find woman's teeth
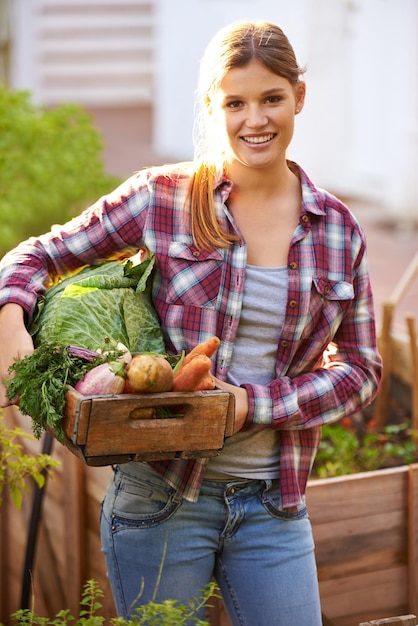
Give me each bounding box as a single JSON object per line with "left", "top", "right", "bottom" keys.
{"left": 243, "top": 134, "right": 274, "bottom": 144}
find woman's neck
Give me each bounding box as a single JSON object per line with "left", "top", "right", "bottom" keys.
{"left": 226, "top": 160, "right": 299, "bottom": 206}
{"left": 226, "top": 158, "right": 297, "bottom": 198}
{"left": 225, "top": 161, "right": 302, "bottom": 267}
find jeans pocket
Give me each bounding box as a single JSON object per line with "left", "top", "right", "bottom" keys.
{"left": 261, "top": 482, "right": 308, "bottom": 521}
{"left": 111, "top": 464, "right": 182, "bottom": 530}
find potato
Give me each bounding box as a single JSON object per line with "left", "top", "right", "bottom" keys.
{"left": 126, "top": 354, "right": 173, "bottom": 393}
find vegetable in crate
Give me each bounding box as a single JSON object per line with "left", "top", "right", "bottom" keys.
{"left": 126, "top": 354, "right": 174, "bottom": 393}
{"left": 75, "top": 360, "right": 127, "bottom": 395}
{"left": 172, "top": 336, "right": 220, "bottom": 391}
{"left": 4, "top": 343, "right": 112, "bottom": 442}
{"left": 29, "top": 254, "right": 165, "bottom": 355}
{"left": 172, "top": 354, "right": 215, "bottom": 391}
{"left": 178, "top": 336, "right": 220, "bottom": 367}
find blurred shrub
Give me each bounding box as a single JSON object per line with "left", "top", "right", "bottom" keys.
{"left": 0, "top": 86, "right": 121, "bottom": 257}
{"left": 0, "top": 412, "right": 59, "bottom": 509}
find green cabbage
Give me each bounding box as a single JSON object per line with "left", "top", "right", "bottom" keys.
{"left": 30, "top": 255, "right": 165, "bottom": 355}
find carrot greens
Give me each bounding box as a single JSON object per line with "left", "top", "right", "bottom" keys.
{"left": 4, "top": 343, "right": 105, "bottom": 442}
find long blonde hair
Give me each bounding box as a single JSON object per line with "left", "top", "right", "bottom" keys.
{"left": 189, "top": 20, "right": 306, "bottom": 250}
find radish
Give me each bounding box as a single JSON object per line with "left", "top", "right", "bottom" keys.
{"left": 75, "top": 361, "right": 126, "bottom": 396}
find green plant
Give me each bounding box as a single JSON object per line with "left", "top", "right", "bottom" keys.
{"left": 6, "top": 579, "right": 221, "bottom": 626}
{"left": 312, "top": 416, "right": 418, "bottom": 479}
{"left": 4, "top": 343, "right": 120, "bottom": 442}
{"left": 0, "top": 86, "right": 121, "bottom": 257}
{"left": 0, "top": 410, "right": 59, "bottom": 508}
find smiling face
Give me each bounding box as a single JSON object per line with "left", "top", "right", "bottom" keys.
{"left": 209, "top": 59, "right": 305, "bottom": 171}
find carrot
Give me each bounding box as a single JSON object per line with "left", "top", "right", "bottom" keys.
{"left": 178, "top": 336, "right": 220, "bottom": 371}
{"left": 172, "top": 354, "right": 215, "bottom": 392}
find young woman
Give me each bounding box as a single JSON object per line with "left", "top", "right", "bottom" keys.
{"left": 0, "top": 20, "right": 381, "bottom": 626}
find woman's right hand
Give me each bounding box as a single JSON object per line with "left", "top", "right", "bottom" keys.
{"left": 0, "top": 303, "right": 34, "bottom": 407}
{"left": 212, "top": 377, "right": 249, "bottom": 434}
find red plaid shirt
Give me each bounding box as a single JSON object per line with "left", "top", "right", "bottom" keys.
{"left": 0, "top": 161, "right": 382, "bottom": 505}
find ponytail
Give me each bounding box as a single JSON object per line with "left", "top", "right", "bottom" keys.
{"left": 187, "top": 163, "right": 239, "bottom": 250}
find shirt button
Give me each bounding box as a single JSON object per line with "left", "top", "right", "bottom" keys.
{"left": 289, "top": 300, "right": 297, "bottom": 308}
{"left": 301, "top": 215, "right": 309, "bottom": 223}
{"left": 324, "top": 285, "right": 331, "bottom": 294}
{"left": 281, "top": 340, "right": 289, "bottom": 348}
{"left": 289, "top": 261, "right": 298, "bottom": 270}
{"left": 193, "top": 251, "right": 200, "bottom": 257}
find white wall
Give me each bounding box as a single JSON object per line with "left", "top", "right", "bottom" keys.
{"left": 9, "top": 0, "right": 39, "bottom": 95}
{"left": 9, "top": 0, "right": 154, "bottom": 106}
{"left": 346, "top": 0, "right": 418, "bottom": 218}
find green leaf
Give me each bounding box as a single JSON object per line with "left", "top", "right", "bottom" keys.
{"left": 30, "top": 258, "right": 165, "bottom": 356}
{"left": 10, "top": 485, "right": 23, "bottom": 510}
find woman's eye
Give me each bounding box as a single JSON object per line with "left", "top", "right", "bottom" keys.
{"left": 266, "top": 95, "right": 282, "bottom": 103}
{"left": 226, "top": 100, "right": 243, "bottom": 109}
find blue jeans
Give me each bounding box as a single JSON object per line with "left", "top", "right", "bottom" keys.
{"left": 100, "top": 462, "right": 322, "bottom": 626}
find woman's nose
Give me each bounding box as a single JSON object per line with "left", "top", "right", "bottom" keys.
{"left": 246, "top": 105, "right": 268, "bottom": 127}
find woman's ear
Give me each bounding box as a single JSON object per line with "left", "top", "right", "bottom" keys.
{"left": 295, "top": 81, "right": 306, "bottom": 114}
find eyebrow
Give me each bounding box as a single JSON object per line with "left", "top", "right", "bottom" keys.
{"left": 223, "top": 86, "right": 287, "bottom": 100}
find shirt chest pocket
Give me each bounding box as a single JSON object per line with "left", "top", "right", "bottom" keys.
{"left": 313, "top": 275, "right": 354, "bottom": 301}
{"left": 299, "top": 275, "right": 354, "bottom": 342}
{"left": 164, "top": 242, "right": 224, "bottom": 308}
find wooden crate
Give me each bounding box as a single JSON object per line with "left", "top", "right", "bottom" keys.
{"left": 61, "top": 386, "right": 235, "bottom": 466}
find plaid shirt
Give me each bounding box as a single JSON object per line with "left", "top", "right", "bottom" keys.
{"left": 0, "top": 161, "right": 382, "bottom": 506}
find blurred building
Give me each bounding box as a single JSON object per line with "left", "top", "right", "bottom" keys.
{"left": 4, "top": 0, "right": 153, "bottom": 104}
{"left": 3, "top": 0, "right": 418, "bottom": 224}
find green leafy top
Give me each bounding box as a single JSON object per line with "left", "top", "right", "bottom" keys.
{"left": 4, "top": 343, "right": 106, "bottom": 442}
{"left": 30, "top": 255, "right": 165, "bottom": 355}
